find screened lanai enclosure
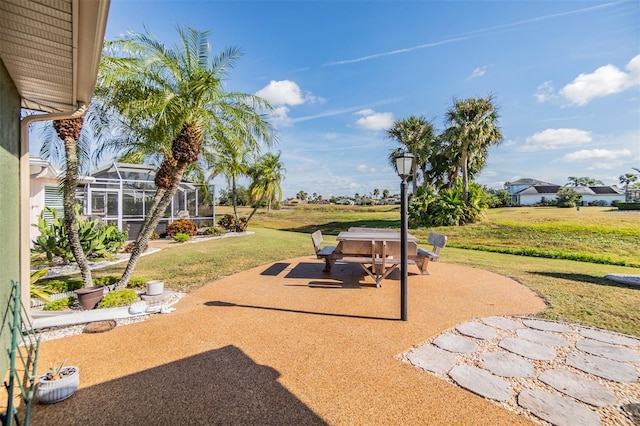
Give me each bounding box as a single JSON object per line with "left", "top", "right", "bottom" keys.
{"left": 78, "top": 163, "right": 215, "bottom": 238}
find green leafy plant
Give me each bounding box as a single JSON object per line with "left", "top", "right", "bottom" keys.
{"left": 42, "top": 279, "right": 83, "bottom": 293}
{"left": 30, "top": 268, "right": 52, "bottom": 302}
{"left": 173, "top": 232, "right": 191, "bottom": 243}
{"left": 204, "top": 225, "right": 225, "bottom": 236}
{"left": 167, "top": 218, "right": 198, "bottom": 237}
{"left": 42, "top": 297, "right": 74, "bottom": 311}
{"left": 556, "top": 187, "right": 581, "bottom": 208}
{"left": 33, "top": 206, "right": 128, "bottom": 264}
{"left": 97, "top": 289, "right": 138, "bottom": 308}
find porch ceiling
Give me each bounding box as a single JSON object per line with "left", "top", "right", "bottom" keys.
{"left": 0, "top": 0, "right": 110, "bottom": 114}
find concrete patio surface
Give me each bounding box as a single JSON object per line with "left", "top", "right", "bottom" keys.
{"left": 26, "top": 257, "right": 555, "bottom": 424}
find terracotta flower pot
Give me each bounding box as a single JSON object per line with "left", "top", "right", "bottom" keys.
{"left": 36, "top": 366, "right": 80, "bottom": 404}
{"left": 75, "top": 286, "right": 104, "bottom": 310}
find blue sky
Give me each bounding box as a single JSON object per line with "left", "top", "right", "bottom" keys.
{"left": 95, "top": 1, "right": 639, "bottom": 198}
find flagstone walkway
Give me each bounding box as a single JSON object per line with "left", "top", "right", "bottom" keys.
{"left": 404, "top": 316, "right": 640, "bottom": 426}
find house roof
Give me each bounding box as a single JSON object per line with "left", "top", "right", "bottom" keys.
{"left": 517, "top": 185, "right": 562, "bottom": 195}
{"left": 0, "top": 0, "right": 110, "bottom": 113}
{"left": 517, "top": 185, "right": 624, "bottom": 196}
{"left": 508, "top": 178, "right": 557, "bottom": 186}
{"left": 590, "top": 186, "right": 623, "bottom": 195}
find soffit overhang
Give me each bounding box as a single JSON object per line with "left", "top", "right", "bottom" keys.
{"left": 0, "top": 0, "right": 110, "bottom": 114}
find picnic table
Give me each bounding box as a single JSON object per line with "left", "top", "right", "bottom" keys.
{"left": 330, "top": 228, "right": 420, "bottom": 287}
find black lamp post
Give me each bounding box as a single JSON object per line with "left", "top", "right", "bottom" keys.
{"left": 395, "top": 152, "right": 414, "bottom": 321}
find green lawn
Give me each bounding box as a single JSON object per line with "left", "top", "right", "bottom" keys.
{"left": 95, "top": 205, "right": 640, "bottom": 337}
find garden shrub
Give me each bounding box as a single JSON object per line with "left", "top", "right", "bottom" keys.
{"left": 33, "top": 206, "right": 128, "bottom": 264}
{"left": 204, "top": 225, "right": 225, "bottom": 236}
{"left": 42, "top": 279, "right": 83, "bottom": 293}
{"left": 217, "top": 214, "right": 235, "bottom": 231}
{"left": 97, "top": 289, "right": 138, "bottom": 308}
{"left": 588, "top": 200, "right": 608, "bottom": 207}
{"left": 173, "top": 232, "right": 191, "bottom": 242}
{"left": 616, "top": 202, "right": 640, "bottom": 210}
{"left": 128, "top": 277, "right": 148, "bottom": 288}
{"left": 167, "top": 218, "right": 198, "bottom": 237}
{"left": 556, "top": 187, "right": 581, "bottom": 208}
{"left": 217, "top": 214, "right": 247, "bottom": 231}
{"left": 42, "top": 297, "right": 74, "bottom": 311}
{"left": 93, "top": 276, "right": 119, "bottom": 287}
{"left": 151, "top": 232, "right": 160, "bottom": 240}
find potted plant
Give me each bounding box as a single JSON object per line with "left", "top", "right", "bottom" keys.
{"left": 36, "top": 360, "right": 80, "bottom": 404}
{"left": 75, "top": 285, "right": 105, "bottom": 310}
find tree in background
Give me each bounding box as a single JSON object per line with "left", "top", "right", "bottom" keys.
{"left": 96, "top": 26, "right": 274, "bottom": 288}
{"left": 296, "top": 191, "right": 308, "bottom": 201}
{"left": 442, "top": 96, "right": 503, "bottom": 203}
{"left": 566, "top": 176, "right": 604, "bottom": 187}
{"left": 619, "top": 172, "right": 638, "bottom": 193}
{"left": 386, "top": 116, "right": 438, "bottom": 193}
{"left": 246, "top": 152, "right": 285, "bottom": 225}
{"left": 556, "top": 187, "right": 581, "bottom": 208}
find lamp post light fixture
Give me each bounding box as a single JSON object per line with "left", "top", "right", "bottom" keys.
{"left": 394, "top": 152, "right": 414, "bottom": 321}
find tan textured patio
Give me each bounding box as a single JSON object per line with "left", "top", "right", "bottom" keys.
{"left": 28, "top": 257, "right": 546, "bottom": 425}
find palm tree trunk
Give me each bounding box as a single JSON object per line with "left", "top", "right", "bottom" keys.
{"left": 62, "top": 138, "right": 93, "bottom": 287}
{"left": 461, "top": 148, "right": 469, "bottom": 204}
{"left": 245, "top": 193, "right": 266, "bottom": 227}
{"left": 232, "top": 176, "right": 240, "bottom": 227}
{"left": 116, "top": 164, "right": 187, "bottom": 289}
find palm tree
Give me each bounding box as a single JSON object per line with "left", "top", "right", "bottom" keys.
{"left": 45, "top": 118, "right": 94, "bottom": 288}
{"left": 95, "top": 26, "right": 275, "bottom": 288}
{"left": 566, "top": 176, "right": 603, "bottom": 187}
{"left": 442, "top": 96, "right": 503, "bottom": 203}
{"left": 206, "top": 132, "right": 254, "bottom": 225}
{"left": 619, "top": 173, "right": 638, "bottom": 193}
{"left": 246, "top": 152, "right": 285, "bottom": 225}
{"left": 386, "top": 116, "right": 437, "bottom": 193}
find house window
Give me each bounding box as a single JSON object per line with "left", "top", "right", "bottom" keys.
{"left": 43, "top": 186, "right": 63, "bottom": 223}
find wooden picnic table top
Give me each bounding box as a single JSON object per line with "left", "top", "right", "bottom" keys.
{"left": 336, "top": 230, "right": 419, "bottom": 243}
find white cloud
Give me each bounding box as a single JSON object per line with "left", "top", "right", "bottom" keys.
{"left": 256, "top": 80, "right": 305, "bottom": 106}
{"left": 355, "top": 164, "right": 376, "bottom": 173}
{"left": 561, "top": 149, "right": 631, "bottom": 162}
{"left": 468, "top": 66, "right": 487, "bottom": 79}
{"left": 534, "top": 81, "right": 558, "bottom": 102}
{"left": 559, "top": 54, "right": 640, "bottom": 105}
{"left": 355, "top": 110, "right": 394, "bottom": 131}
{"left": 270, "top": 106, "right": 293, "bottom": 127}
{"left": 522, "top": 128, "right": 592, "bottom": 151}
{"left": 256, "top": 80, "right": 326, "bottom": 126}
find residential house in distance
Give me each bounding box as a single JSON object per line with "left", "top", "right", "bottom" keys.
{"left": 507, "top": 178, "right": 625, "bottom": 206}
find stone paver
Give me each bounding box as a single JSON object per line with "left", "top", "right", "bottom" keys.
{"left": 449, "top": 365, "right": 512, "bottom": 402}
{"left": 455, "top": 321, "right": 496, "bottom": 340}
{"left": 579, "top": 328, "right": 640, "bottom": 348}
{"left": 566, "top": 351, "right": 639, "bottom": 383}
{"left": 522, "top": 318, "right": 570, "bottom": 333}
{"left": 481, "top": 316, "right": 523, "bottom": 330}
{"left": 432, "top": 333, "right": 478, "bottom": 354}
{"left": 406, "top": 344, "right": 456, "bottom": 374}
{"left": 518, "top": 390, "right": 601, "bottom": 426}
{"left": 576, "top": 338, "right": 640, "bottom": 362}
{"left": 481, "top": 352, "right": 534, "bottom": 378}
{"left": 405, "top": 316, "right": 640, "bottom": 426}
{"left": 517, "top": 328, "right": 568, "bottom": 347}
{"left": 538, "top": 369, "right": 617, "bottom": 407}
{"left": 621, "top": 403, "right": 640, "bottom": 425}
{"left": 499, "top": 337, "right": 557, "bottom": 361}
